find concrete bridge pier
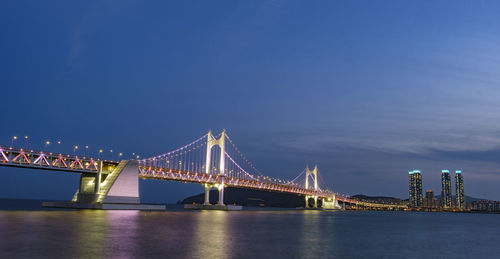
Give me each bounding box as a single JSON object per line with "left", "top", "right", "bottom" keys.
{"left": 218, "top": 176, "right": 225, "bottom": 205}
{"left": 185, "top": 182, "right": 241, "bottom": 210}
{"left": 322, "top": 195, "right": 340, "bottom": 210}
{"left": 203, "top": 184, "right": 213, "bottom": 205}
{"left": 75, "top": 161, "right": 103, "bottom": 203}
{"left": 305, "top": 195, "right": 319, "bottom": 209}
{"left": 76, "top": 173, "right": 100, "bottom": 203}
{"left": 202, "top": 183, "right": 225, "bottom": 206}
{"left": 43, "top": 160, "right": 165, "bottom": 210}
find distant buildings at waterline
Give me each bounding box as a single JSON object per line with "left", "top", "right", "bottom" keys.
{"left": 408, "top": 169, "right": 465, "bottom": 211}
{"left": 470, "top": 200, "right": 500, "bottom": 212}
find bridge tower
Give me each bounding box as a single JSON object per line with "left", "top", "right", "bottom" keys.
{"left": 203, "top": 130, "right": 226, "bottom": 205}
{"left": 305, "top": 165, "right": 318, "bottom": 208}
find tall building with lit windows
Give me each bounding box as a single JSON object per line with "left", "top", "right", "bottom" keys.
{"left": 409, "top": 170, "right": 423, "bottom": 208}
{"left": 455, "top": 170, "right": 465, "bottom": 209}
{"left": 441, "top": 170, "right": 452, "bottom": 208}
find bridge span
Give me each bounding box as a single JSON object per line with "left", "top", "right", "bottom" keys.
{"left": 0, "top": 130, "right": 384, "bottom": 210}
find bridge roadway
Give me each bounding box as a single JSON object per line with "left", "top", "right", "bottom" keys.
{"left": 139, "top": 166, "right": 335, "bottom": 199}
{"left": 138, "top": 166, "right": 396, "bottom": 208}
{"left": 0, "top": 146, "right": 118, "bottom": 174}
{"left": 0, "top": 146, "right": 336, "bottom": 199}
{"left": 0, "top": 145, "right": 405, "bottom": 209}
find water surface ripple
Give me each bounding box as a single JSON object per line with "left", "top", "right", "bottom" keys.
{"left": 0, "top": 210, "right": 497, "bottom": 258}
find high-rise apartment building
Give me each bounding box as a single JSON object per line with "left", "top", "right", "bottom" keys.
{"left": 441, "top": 170, "right": 452, "bottom": 208}
{"left": 409, "top": 170, "right": 423, "bottom": 208}
{"left": 455, "top": 170, "right": 465, "bottom": 209}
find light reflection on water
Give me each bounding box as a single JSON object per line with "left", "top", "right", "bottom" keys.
{"left": 299, "top": 211, "right": 325, "bottom": 258}
{"left": 0, "top": 210, "right": 500, "bottom": 258}
{"left": 191, "top": 211, "right": 230, "bottom": 259}
{"left": 74, "top": 210, "right": 108, "bottom": 257}
{"left": 107, "top": 210, "right": 139, "bottom": 259}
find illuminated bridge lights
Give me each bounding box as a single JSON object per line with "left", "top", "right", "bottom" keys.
{"left": 0, "top": 131, "right": 405, "bottom": 209}
{"left": 0, "top": 146, "right": 118, "bottom": 173}
{"left": 138, "top": 166, "right": 334, "bottom": 199}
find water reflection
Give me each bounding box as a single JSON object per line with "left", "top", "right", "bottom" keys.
{"left": 0, "top": 211, "right": 107, "bottom": 257}
{"left": 299, "top": 211, "right": 322, "bottom": 258}
{"left": 73, "top": 210, "right": 108, "bottom": 258}
{"left": 191, "top": 211, "right": 231, "bottom": 259}
{"left": 2, "top": 210, "right": 499, "bottom": 258}
{"left": 299, "top": 210, "right": 341, "bottom": 258}
{"left": 106, "top": 210, "right": 140, "bottom": 258}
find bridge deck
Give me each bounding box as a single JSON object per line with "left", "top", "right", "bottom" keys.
{"left": 0, "top": 145, "right": 406, "bottom": 209}
{"left": 0, "top": 146, "right": 118, "bottom": 174}
{"left": 139, "top": 167, "right": 336, "bottom": 199}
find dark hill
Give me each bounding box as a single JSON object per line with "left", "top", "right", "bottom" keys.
{"left": 181, "top": 187, "right": 312, "bottom": 208}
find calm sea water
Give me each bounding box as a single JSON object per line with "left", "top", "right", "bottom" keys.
{"left": 0, "top": 207, "right": 498, "bottom": 258}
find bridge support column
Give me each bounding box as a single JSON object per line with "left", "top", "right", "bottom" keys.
{"left": 204, "top": 184, "right": 211, "bottom": 205}
{"left": 322, "top": 195, "right": 339, "bottom": 210}
{"left": 305, "top": 165, "right": 319, "bottom": 208}
{"left": 93, "top": 161, "right": 103, "bottom": 194}
{"left": 218, "top": 177, "right": 225, "bottom": 205}
{"left": 45, "top": 160, "right": 165, "bottom": 210}
{"left": 205, "top": 130, "right": 226, "bottom": 206}
{"left": 77, "top": 172, "right": 101, "bottom": 203}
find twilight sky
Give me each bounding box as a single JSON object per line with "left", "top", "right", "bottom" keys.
{"left": 1, "top": 1, "right": 500, "bottom": 203}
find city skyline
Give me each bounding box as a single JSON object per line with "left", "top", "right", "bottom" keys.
{"left": 408, "top": 168, "right": 468, "bottom": 210}
{"left": 1, "top": 1, "right": 500, "bottom": 203}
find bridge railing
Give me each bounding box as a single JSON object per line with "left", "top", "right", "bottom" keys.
{"left": 0, "top": 146, "right": 118, "bottom": 173}
{"left": 139, "top": 166, "right": 335, "bottom": 198}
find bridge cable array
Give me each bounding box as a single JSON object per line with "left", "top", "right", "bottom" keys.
{"left": 138, "top": 131, "right": 334, "bottom": 194}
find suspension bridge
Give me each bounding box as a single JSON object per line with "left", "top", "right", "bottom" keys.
{"left": 0, "top": 130, "right": 403, "bottom": 210}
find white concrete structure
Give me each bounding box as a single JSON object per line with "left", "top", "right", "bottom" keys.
{"left": 47, "top": 160, "right": 164, "bottom": 210}
{"left": 103, "top": 160, "right": 140, "bottom": 204}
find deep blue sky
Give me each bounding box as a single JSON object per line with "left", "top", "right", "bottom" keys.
{"left": 1, "top": 1, "right": 500, "bottom": 203}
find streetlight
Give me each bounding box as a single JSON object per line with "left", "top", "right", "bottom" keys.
{"left": 55, "top": 140, "right": 61, "bottom": 154}
{"left": 74, "top": 145, "right": 79, "bottom": 155}
{"left": 45, "top": 140, "right": 51, "bottom": 149}
{"left": 24, "top": 136, "right": 29, "bottom": 149}
{"left": 85, "top": 145, "right": 89, "bottom": 157}
{"left": 11, "top": 136, "right": 18, "bottom": 147}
